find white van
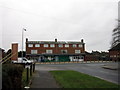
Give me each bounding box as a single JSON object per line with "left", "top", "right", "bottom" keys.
{"left": 12, "top": 58, "right": 33, "bottom": 64}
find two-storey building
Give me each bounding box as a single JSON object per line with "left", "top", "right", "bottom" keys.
{"left": 109, "top": 43, "right": 120, "bottom": 61}
{"left": 26, "top": 38, "right": 85, "bottom": 62}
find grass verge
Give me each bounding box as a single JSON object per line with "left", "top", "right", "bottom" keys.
{"left": 50, "top": 70, "right": 119, "bottom": 88}
{"left": 22, "top": 68, "right": 31, "bottom": 87}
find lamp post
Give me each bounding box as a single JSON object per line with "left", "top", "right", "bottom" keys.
{"left": 22, "top": 28, "right": 26, "bottom": 59}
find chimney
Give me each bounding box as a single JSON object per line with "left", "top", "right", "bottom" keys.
{"left": 55, "top": 38, "right": 57, "bottom": 42}
{"left": 81, "top": 39, "right": 84, "bottom": 43}
{"left": 26, "top": 38, "right": 28, "bottom": 42}
{"left": 11, "top": 43, "right": 18, "bottom": 61}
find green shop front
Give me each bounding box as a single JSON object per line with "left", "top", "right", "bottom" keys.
{"left": 26, "top": 54, "right": 85, "bottom": 62}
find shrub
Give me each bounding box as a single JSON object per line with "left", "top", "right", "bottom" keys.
{"left": 2, "top": 64, "right": 24, "bottom": 89}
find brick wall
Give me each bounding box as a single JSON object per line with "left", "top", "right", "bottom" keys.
{"left": 109, "top": 50, "right": 120, "bottom": 61}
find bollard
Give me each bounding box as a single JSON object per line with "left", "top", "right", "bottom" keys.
{"left": 33, "top": 63, "right": 35, "bottom": 72}
{"left": 30, "top": 64, "right": 32, "bottom": 76}
{"left": 26, "top": 67, "right": 29, "bottom": 84}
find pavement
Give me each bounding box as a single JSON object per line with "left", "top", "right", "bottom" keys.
{"left": 102, "top": 62, "right": 119, "bottom": 70}
{"left": 30, "top": 70, "right": 59, "bottom": 88}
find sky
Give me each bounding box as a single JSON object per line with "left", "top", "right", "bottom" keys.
{"left": 0, "top": 0, "right": 119, "bottom": 52}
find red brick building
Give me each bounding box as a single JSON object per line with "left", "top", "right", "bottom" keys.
{"left": 26, "top": 38, "right": 85, "bottom": 62}
{"left": 109, "top": 43, "right": 120, "bottom": 61}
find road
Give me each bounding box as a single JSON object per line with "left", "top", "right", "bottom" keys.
{"left": 35, "top": 62, "right": 119, "bottom": 84}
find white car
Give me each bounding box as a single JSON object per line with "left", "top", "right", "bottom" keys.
{"left": 12, "top": 58, "right": 33, "bottom": 64}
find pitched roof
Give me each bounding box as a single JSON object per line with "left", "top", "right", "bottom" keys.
{"left": 26, "top": 41, "right": 84, "bottom": 44}
{"left": 109, "top": 43, "right": 120, "bottom": 51}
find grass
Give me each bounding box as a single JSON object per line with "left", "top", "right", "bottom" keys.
{"left": 50, "top": 70, "right": 119, "bottom": 88}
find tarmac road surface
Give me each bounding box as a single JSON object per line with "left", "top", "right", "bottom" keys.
{"left": 35, "top": 62, "right": 119, "bottom": 84}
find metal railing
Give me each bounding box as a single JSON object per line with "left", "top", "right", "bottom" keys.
{"left": 0, "top": 52, "right": 17, "bottom": 64}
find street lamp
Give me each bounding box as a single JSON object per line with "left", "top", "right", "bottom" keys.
{"left": 22, "top": 28, "right": 26, "bottom": 59}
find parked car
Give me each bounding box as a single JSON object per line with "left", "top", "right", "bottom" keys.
{"left": 12, "top": 58, "right": 33, "bottom": 64}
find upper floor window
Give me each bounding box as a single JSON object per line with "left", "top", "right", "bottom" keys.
{"left": 72, "top": 44, "right": 77, "bottom": 47}
{"left": 46, "top": 50, "right": 53, "bottom": 54}
{"left": 35, "top": 44, "right": 40, "bottom": 47}
{"left": 65, "top": 44, "right": 69, "bottom": 47}
{"left": 75, "top": 50, "right": 81, "bottom": 53}
{"left": 44, "top": 44, "right": 48, "bottom": 47}
{"left": 58, "top": 44, "right": 63, "bottom": 47}
{"left": 50, "top": 44, "right": 55, "bottom": 47}
{"left": 31, "top": 50, "right": 37, "bottom": 54}
{"left": 61, "top": 50, "right": 67, "bottom": 54}
{"left": 78, "top": 44, "right": 83, "bottom": 47}
{"left": 28, "top": 44, "right": 33, "bottom": 47}
{"left": 114, "top": 55, "right": 116, "bottom": 57}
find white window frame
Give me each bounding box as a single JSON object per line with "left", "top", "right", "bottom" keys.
{"left": 28, "top": 44, "right": 33, "bottom": 47}
{"left": 65, "top": 44, "right": 69, "bottom": 47}
{"left": 35, "top": 44, "right": 40, "bottom": 47}
{"left": 110, "top": 55, "right": 113, "bottom": 57}
{"left": 46, "top": 50, "right": 53, "bottom": 54}
{"left": 44, "top": 44, "right": 49, "bottom": 47}
{"left": 78, "top": 44, "right": 83, "bottom": 47}
{"left": 50, "top": 44, "right": 55, "bottom": 47}
{"left": 31, "top": 50, "right": 38, "bottom": 54}
{"left": 72, "top": 44, "right": 77, "bottom": 47}
{"left": 75, "top": 50, "right": 81, "bottom": 53}
{"left": 58, "top": 44, "right": 63, "bottom": 47}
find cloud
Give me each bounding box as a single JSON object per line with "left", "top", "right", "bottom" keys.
{"left": 1, "top": 0, "right": 118, "bottom": 52}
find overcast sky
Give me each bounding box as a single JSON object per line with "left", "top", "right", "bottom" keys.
{"left": 0, "top": 0, "right": 119, "bottom": 52}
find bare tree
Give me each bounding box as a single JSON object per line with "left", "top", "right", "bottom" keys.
{"left": 111, "top": 19, "right": 120, "bottom": 48}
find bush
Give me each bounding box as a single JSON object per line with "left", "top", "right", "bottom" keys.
{"left": 2, "top": 64, "right": 24, "bottom": 89}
